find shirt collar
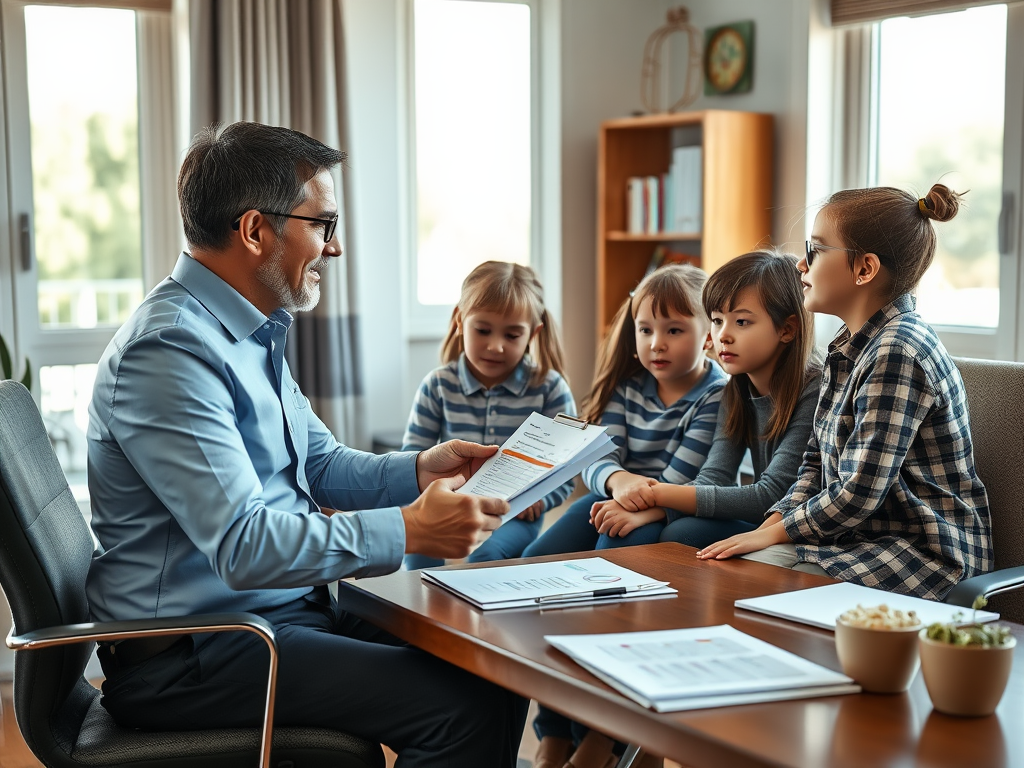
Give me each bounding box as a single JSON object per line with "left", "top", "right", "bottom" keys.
{"left": 828, "top": 293, "right": 917, "bottom": 362}
{"left": 457, "top": 354, "right": 532, "bottom": 396}
{"left": 170, "top": 252, "right": 291, "bottom": 342}
{"left": 640, "top": 360, "right": 725, "bottom": 406}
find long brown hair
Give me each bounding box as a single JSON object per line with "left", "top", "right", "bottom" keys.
{"left": 440, "top": 261, "right": 567, "bottom": 386}
{"left": 703, "top": 251, "right": 817, "bottom": 445}
{"left": 581, "top": 264, "right": 707, "bottom": 424}
{"left": 823, "top": 182, "right": 963, "bottom": 298}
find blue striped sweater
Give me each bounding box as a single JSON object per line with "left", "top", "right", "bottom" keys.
{"left": 582, "top": 362, "right": 726, "bottom": 496}
{"left": 402, "top": 355, "right": 578, "bottom": 513}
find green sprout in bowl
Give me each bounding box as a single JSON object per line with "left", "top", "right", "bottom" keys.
{"left": 924, "top": 596, "right": 1013, "bottom": 647}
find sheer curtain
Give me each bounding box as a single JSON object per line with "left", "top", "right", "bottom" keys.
{"left": 187, "top": 0, "right": 363, "bottom": 445}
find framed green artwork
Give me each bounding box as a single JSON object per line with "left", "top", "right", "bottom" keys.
{"left": 704, "top": 21, "right": 754, "bottom": 95}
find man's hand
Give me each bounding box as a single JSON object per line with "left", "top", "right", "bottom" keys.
{"left": 516, "top": 500, "right": 544, "bottom": 522}
{"left": 591, "top": 499, "right": 665, "bottom": 537}
{"left": 415, "top": 440, "right": 499, "bottom": 492}
{"left": 401, "top": 475, "right": 509, "bottom": 559}
{"left": 695, "top": 520, "right": 790, "bottom": 560}
{"left": 605, "top": 471, "right": 657, "bottom": 511}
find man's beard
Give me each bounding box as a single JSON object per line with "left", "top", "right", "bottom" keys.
{"left": 255, "top": 241, "right": 328, "bottom": 313}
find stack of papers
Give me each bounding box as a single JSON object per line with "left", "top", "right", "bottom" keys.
{"left": 421, "top": 557, "right": 676, "bottom": 610}
{"left": 457, "top": 412, "right": 615, "bottom": 521}
{"left": 734, "top": 582, "right": 999, "bottom": 630}
{"left": 546, "top": 625, "right": 859, "bottom": 712}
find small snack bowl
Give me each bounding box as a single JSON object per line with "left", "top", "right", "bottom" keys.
{"left": 835, "top": 605, "right": 922, "bottom": 694}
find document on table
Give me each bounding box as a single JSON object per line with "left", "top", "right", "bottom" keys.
{"left": 458, "top": 412, "right": 615, "bottom": 521}
{"left": 734, "top": 582, "right": 999, "bottom": 631}
{"left": 546, "top": 625, "right": 859, "bottom": 712}
{"left": 420, "top": 556, "right": 676, "bottom": 610}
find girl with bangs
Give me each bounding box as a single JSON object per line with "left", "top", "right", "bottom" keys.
{"left": 401, "top": 260, "right": 575, "bottom": 570}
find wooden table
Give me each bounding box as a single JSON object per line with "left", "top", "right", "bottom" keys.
{"left": 337, "top": 543, "right": 1023, "bottom": 767}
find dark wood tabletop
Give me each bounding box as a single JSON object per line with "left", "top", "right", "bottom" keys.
{"left": 337, "top": 543, "right": 1023, "bottom": 768}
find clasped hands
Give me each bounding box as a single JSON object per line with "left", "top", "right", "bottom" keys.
{"left": 591, "top": 473, "right": 665, "bottom": 538}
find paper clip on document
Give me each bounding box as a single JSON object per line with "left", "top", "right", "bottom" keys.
{"left": 553, "top": 413, "right": 590, "bottom": 429}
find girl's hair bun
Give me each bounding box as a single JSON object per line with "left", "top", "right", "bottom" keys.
{"left": 919, "top": 183, "right": 963, "bottom": 223}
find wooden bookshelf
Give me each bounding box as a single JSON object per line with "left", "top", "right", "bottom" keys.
{"left": 597, "top": 110, "right": 774, "bottom": 335}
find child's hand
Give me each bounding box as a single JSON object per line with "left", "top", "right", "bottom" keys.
{"left": 605, "top": 472, "right": 657, "bottom": 511}
{"left": 591, "top": 500, "right": 665, "bottom": 537}
{"left": 516, "top": 501, "right": 544, "bottom": 522}
{"left": 696, "top": 522, "right": 790, "bottom": 560}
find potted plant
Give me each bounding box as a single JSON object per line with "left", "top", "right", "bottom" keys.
{"left": 919, "top": 596, "right": 1016, "bottom": 716}
{"left": 0, "top": 332, "right": 31, "bottom": 389}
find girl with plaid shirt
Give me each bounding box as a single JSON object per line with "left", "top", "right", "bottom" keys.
{"left": 697, "top": 184, "right": 992, "bottom": 601}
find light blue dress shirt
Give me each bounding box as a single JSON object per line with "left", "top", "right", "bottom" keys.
{"left": 87, "top": 253, "right": 416, "bottom": 623}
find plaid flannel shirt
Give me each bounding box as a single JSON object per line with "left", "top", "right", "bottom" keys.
{"left": 773, "top": 295, "right": 992, "bottom": 600}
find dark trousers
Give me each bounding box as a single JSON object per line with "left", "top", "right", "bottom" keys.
{"left": 98, "top": 587, "right": 527, "bottom": 767}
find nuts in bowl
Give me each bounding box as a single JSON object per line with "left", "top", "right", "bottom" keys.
{"left": 835, "top": 604, "right": 923, "bottom": 693}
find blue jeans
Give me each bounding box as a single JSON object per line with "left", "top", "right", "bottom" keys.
{"left": 659, "top": 517, "right": 755, "bottom": 549}
{"left": 522, "top": 493, "right": 666, "bottom": 557}
{"left": 405, "top": 515, "right": 544, "bottom": 570}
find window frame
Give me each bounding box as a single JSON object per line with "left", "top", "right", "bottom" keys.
{"left": 847, "top": 5, "right": 1024, "bottom": 360}
{"left": 400, "top": 0, "right": 555, "bottom": 341}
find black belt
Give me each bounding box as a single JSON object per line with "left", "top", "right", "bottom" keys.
{"left": 104, "top": 635, "right": 185, "bottom": 667}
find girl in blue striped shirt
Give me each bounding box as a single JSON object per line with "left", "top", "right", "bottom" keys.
{"left": 525, "top": 263, "right": 724, "bottom": 768}
{"left": 402, "top": 261, "right": 576, "bottom": 570}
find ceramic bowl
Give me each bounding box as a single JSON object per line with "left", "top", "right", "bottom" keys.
{"left": 918, "top": 631, "right": 1016, "bottom": 716}
{"left": 834, "top": 619, "right": 922, "bottom": 693}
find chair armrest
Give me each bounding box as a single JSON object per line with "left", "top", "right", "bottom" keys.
{"left": 945, "top": 566, "right": 1024, "bottom": 608}
{"left": 6, "top": 611, "right": 278, "bottom": 768}
{"left": 7, "top": 611, "right": 275, "bottom": 650}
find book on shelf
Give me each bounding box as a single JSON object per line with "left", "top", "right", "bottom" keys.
{"left": 644, "top": 245, "right": 700, "bottom": 278}
{"left": 457, "top": 411, "right": 615, "bottom": 522}
{"left": 670, "top": 145, "right": 702, "bottom": 234}
{"left": 546, "top": 624, "right": 859, "bottom": 712}
{"left": 644, "top": 175, "right": 660, "bottom": 234}
{"left": 735, "top": 582, "right": 999, "bottom": 631}
{"left": 626, "top": 176, "right": 645, "bottom": 234}
{"left": 421, "top": 556, "right": 677, "bottom": 610}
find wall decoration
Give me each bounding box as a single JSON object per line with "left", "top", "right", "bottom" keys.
{"left": 640, "top": 6, "right": 703, "bottom": 114}
{"left": 703, "top": 21, "right": 754, "bottom": 96}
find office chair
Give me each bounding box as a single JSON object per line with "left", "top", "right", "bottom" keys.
{"left": 945, "top": 357, "right": 1024, "bottom": 624}
{"left": 0, "top": 380, "right": 384, "bottom": 768}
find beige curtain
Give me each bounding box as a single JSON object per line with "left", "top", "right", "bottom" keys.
{"left": 187, "top": 0, "right": 363, "bottom": 445}
{"left": 830, "top": 0, "right": 1004, "bottom": 26}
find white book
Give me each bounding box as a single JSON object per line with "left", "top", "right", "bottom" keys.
{"left": 546, "top": 625, "right": 859, "bottom": 712}
{"left": 670, "top": 147, "right": 688, "bottom": 232}
{"left": 626, "top": 177, "right": 645, "bottom": 234}
{"left": 421, "top": 556, "right": 677, "bottom": 610}
{"left": 734, "top": 582, "right": 999, "bottom": 631}
{"left": 644, "top": 175, "right": 660, "bottom": 234}
{"left": 677, "top": 146, "right": 702, "bottom": 233}
{"left": 457, "top": 412, "right": 614, "bottom": 521}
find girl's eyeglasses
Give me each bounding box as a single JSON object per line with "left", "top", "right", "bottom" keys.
{"left": 804, "top": 240, "right": 857, "bottom": 268}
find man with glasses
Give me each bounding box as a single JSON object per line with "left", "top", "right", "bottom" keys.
{"left": 86, "top": 121, "right": 526, "bottom": 767}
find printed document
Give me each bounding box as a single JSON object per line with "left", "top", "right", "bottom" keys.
{"left": 734, "top": 582, "right": 999, "bottom": 630}
{"left": 458, "top": 412, "right": 615, "bottom": 520}
{"left": 421, "top": 556, "right": 676, "bottom": 610}
{"left": 546, "top": 625, "right": 859, "bottom": 711}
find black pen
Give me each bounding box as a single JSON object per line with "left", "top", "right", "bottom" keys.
{"left": 535, "top": 581, "right": 670, "bottom": 604}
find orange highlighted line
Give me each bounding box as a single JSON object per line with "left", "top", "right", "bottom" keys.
{"left": 502, "top": 449, "right": 555, "bottom": 469}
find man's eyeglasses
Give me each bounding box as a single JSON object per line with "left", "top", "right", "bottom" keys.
{"left": 232, "top": 211, "right": 339, "bottom": 243}
{"left": 804, "top": 240, "right": 857, "bottom": 268}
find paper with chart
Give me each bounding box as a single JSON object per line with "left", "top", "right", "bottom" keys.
{"left": 458, "top": 412, "right": 615, "bottom": 520}
{"left": 546, "top": 625, "right": 858, "bottom": 712}
{"left": 420, "top": 556, "right": 676, "bottom": 610}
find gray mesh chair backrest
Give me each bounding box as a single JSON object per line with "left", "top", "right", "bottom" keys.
{"left": 953, "top": 357, "right": 1024, "bottom": 623}
{"left": 0, "top": 380, "right": 98, "bottom": 762}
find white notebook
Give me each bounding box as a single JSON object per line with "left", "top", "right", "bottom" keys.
{"left": 734, "top": 582, "right": 999, "bottom": 630}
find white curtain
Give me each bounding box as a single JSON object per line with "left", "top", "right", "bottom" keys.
{"left": 186, "top": 0, "right": 363, "bottom": 445}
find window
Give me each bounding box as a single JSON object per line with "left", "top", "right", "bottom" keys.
{"left": 859, "top": 4, "right": 1024, "bottom": 359}
{"left": 1, "top": 1, "right": 175, "bottom": 487}
{"left": 409, "top": 0, "right": 535, "bottom": 321}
